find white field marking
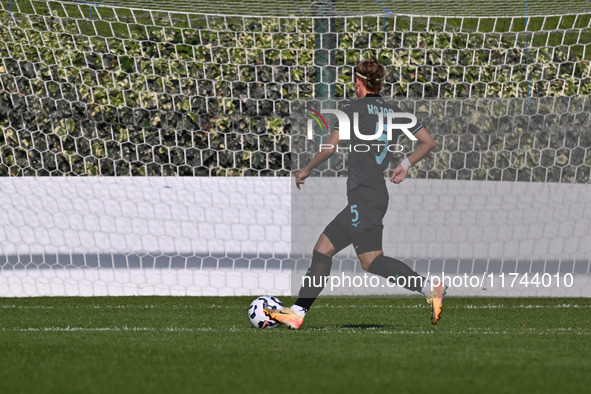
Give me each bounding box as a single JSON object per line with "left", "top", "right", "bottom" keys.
{"left": 1, "top": 326, "right": 589, "bottom": 335}
{"left": 0, "top": 303, "right": 589, "bottom": 310}
{"left": 309, "top": 303, "right": 591, "bottom": 309}
{"left": 300, "top": 326, "right": 590, "bottom": 335}
{"left": 0, "top": 326, "right": 212, "bottom": 333}
{"left": 0, "top": 303, "right": 270, "bottom": 310}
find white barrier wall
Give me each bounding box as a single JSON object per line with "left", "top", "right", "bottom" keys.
{"left": 0, "top": 177, "right": 291, "bottom": 296}
{"left": 0, "top": 177, "right": 589, "bottom": 297}
{"left": 0, "top": 177, "right": 291, "bottom": 256}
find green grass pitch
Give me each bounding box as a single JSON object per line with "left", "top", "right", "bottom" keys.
{"left": 0, "top": 296, "right": 589, "bottom": 393}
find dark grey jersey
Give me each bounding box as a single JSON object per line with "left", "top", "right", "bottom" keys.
{"left": 340, "top": 94, "right": 422, "bottom": 194}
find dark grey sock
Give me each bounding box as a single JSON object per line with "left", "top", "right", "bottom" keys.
{"left": 295, "top": 250, "right": 332, "bottom": 311}
{"left": 367, "top": 254, "right": 425, "bottom": 293}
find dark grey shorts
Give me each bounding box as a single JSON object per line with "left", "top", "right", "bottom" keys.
{"left": 322, "top": 186, "right": 388, "bottom": 255}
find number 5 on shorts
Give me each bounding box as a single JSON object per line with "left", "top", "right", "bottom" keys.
{"left": 350, "top": 204, "right": 360, "bottom": 227}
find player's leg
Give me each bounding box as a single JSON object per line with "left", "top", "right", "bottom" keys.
{"left": 264, "top": 234, "right": 334, "bottom": 330}
{"left": 265, "top": 208, "right": 351, "bottom": 329}
{"left": 347, "top": 187, "right": 425, "bottom": 290}
{"left": 357, "top": 248, "right": 447, "bottom": 324}
{"left": 353, "top": 227, "right": 429, "bottom": 294}
{"left": 295, "top": 207, "right": 351, "bottom": 310}
{"left": 293, "top": 233, "right": 336, "bottom": 310}
{"left": 349, "top": 187, "right": 447, "bottom": 324}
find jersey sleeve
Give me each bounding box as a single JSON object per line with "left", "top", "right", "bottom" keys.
{"left": 409, "top": 121, "right": 423, "bottom": 134}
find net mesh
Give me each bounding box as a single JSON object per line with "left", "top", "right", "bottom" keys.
{"left": 0, "top": 0, "right": 590, "bottom": 296}
{"left": 0, "top": 0, "right": 590, "bottom": 179}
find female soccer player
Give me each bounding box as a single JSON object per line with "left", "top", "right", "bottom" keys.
{"left": 266, "top": 58, "right": 446, "bottom": 329}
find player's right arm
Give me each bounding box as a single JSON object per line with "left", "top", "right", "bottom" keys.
{"left": 295, "top": 128, "right": 340, "bottom": 190}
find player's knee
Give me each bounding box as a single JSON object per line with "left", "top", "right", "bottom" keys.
{"left": 314, "top": 233, "right": 336, "bottom": 256}
{"left": 360, "top": 260, "right": 370, "bottom": 271}
{"left": 359, "top": 251, "right": 383, "bottom": 271}
{"left": 310, "top": 250, "right": 333, "bottom": 269}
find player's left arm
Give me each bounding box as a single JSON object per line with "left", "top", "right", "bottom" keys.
{"left": 295, "top": 127, "right": 341, "bottom": 190}
{"left": 390, "top": 127, "right": 436, "bottom": 184}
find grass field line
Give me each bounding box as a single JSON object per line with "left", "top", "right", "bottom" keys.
{"left": 1, "top": 303, "right": 589, "bottom": 310}
{"left": 0, "top": 326, "right": 211, "bottom": 332}
{"left": 1, "top": 326, "right": 589, "bottom": 335}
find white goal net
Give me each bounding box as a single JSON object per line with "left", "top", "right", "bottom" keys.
{"left": 0, "top": 0, "right": 590, "bottom": 297}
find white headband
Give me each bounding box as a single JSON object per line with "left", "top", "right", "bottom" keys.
{"left": 356, "top": 71, "right": 384, "bottom": 82}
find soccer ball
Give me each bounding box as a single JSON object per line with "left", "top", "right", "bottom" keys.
{"left": 248, "top": 296, "right": 284, "bottom": 328}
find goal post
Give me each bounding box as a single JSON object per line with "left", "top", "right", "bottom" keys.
{"left": 0, "top": 0, "right": 590, "bottom": 297}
